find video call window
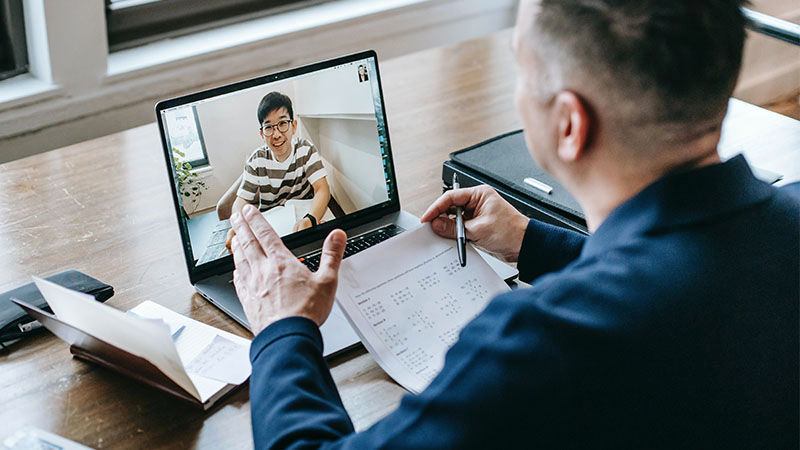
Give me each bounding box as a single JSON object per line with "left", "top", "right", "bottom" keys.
{"left": 162, "top": 58, "right": 392, "bottom": 266}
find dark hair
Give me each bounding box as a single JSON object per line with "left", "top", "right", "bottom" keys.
{"left": 534, "top": 0, "right": 746, "bottom": 126}
{"left": 257, "top": 91, "right": 293, "bottom": 125}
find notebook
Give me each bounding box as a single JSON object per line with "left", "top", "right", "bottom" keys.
{"left": 13, "top": 278, "right": 251, "bottom": 410}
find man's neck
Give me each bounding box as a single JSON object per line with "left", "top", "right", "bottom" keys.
{"left": 575, "top": 144, "right": 721, "bottom": 233}
{"left": 272, "top": 145, "right": 292, "bottom": 162}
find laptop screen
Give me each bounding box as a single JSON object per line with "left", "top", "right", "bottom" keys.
{"left": 156, "top": 52, "right": 398, "bottom": 275}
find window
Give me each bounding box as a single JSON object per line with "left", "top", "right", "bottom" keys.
{"left": 105, "top": 0, "right": 312, "bottom": 51}
{"left": 0, "top": 0, "right": 28, "bottom": 81}
{"left": 164, "top": 106, "right": 209, "bottom": 168}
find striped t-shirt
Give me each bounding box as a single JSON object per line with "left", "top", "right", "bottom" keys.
{"left": 236, "top": 136, "right": 327, "bottom": 212}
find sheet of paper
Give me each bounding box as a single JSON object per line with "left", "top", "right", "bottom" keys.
{"left": 335, "top": 225, "right": 510, "bottom": 394}
{"left": 129, "top": 301, "right": 251, "bottom": 402}
{"left": 285, "top": 198, "right": 335, "bottom": 223}
{"left": 184, "top": 335, "right": 250, "bottom": 385}
{"left": 262, "top": 202, "right": 296, "bottom": 236}
{"left": 32, "top": 278, "right": 200, "bottom": 400}
{"left": 125, "top": 310, "right": 182, "bottom": 336}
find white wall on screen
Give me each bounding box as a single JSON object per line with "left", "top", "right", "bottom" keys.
{"left": 300, "top": 116, "right": 388, "bottom": 214}
{"left": 292, "top": 63, "right": 375, "bottom": 116}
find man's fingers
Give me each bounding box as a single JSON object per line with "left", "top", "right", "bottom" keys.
{"left": 241, "top": 204, "right": 290, "bottom": 257}
{"left": 420, "top": 188, "right": 479, "bottom": 223}
{"left": 232, "top": 269, "right": 248, "bottom": 299}
{"left": 225, "top": 229, "right": 236, "bottom": 251}
{"left": 430, "top": 216, "right": 457, "bottom": 239}
{"left": 316, "top": 229, "right": 347, "bottom": 283}
{"left": 231, "top": 209, "right": 265, "bottom": 263}
{"left": 231, "top": 235, "right": 252, "bottom": 275}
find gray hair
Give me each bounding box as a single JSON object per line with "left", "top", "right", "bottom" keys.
{"left": 524, "top": 0, "right": 747, "bottom": 146}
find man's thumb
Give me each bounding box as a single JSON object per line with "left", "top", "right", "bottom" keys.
{"left": 317, "top": 229, "right": 347, "bottom": 281}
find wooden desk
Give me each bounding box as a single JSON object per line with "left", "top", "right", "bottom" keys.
{"left": 1, "top": 29, "right": 798, "bottom": 449}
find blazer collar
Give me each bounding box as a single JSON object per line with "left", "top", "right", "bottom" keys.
{"left": 582, "top": 155, "right": 774, "bottom": 257}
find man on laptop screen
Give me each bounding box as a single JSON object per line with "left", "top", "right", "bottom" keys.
{"left": 160, "top": 58, "right": 393, "bottom": 268}
{"left": 226, "top": 91, "right": 331, "bottom": 248}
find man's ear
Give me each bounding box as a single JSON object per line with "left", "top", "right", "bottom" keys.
{"left": 553, "top": 91, "right": 590, "bottom": 163}
{"left": 292, "top": 119, "right": 298, "bottom": 133}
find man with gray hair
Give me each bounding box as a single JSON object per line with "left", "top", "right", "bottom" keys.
{"left": 229, "top": 0, "right": 799, "bottom": 447}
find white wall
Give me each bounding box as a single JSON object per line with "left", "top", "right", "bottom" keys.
{"left": 293, "top": 63, "right": 388, "bottom": 213}
{"left": 302, "top": 117, "right": 388, "bottom": 213}
{"left": 293, "top": 62, "right": 375, "bottom": 116}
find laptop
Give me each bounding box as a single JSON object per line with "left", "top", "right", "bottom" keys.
{"left": 155, "top": 51, "right": 516, "bottom": 357}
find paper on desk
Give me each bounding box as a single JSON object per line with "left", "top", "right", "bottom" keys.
{"left": 262, "top": 199, "right": 336, "bottom": 237}
{"left": 335, "top": 225, "right": 510, "bottom": 394}
{"left": 262, "top": 202, "right": 296, "bottom": 236}
{"left": 129, "top": 301, "right": 251, "bottom": 401}
{"left": 125, "top": 310, "right": 183, "bottom": 336}
{"left": 185, "top": 335, "right": 250, "bottom": 385}
{"left": 32, "top": 277, "right": 201, "bottom": 400}
{"left": 284, "top": 198, "right": 335, "bottom": 223}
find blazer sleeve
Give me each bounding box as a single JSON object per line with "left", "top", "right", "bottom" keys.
{"left": 517, "top": 219, "right": 586, "bottom": 283}
{"left": 249, "top": 317, "right": 355, "bottom": 450}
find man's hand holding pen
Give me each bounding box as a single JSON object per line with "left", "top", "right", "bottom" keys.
{"left": 420, "top": 184, "right": 529, "bottom": 263}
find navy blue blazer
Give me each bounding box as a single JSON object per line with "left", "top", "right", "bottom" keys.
{"left": 249, "top": 155, "right": 799, "bottom": 449}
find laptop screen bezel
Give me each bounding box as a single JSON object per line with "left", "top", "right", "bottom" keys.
{"left": 155, "top": 50, "right": 401, "bottom": 284}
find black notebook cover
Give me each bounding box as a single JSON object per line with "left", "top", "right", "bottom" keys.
{"left": 450, "top": 130, "right": 584, "bottom": 220}
{"left": 0, "top": 270, "right": 113, "bottom": 342}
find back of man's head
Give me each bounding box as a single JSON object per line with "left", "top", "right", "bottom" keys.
{"left": 527, "top": 0, "right": 746, "bottom": 149}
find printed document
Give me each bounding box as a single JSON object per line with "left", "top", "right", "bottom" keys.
{"left": 335, "top": 225, "right": 510, "bottom": 394}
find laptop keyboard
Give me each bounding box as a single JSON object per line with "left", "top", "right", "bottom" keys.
{"left": 298, "top": 224, "right": 404, "bottom": 272}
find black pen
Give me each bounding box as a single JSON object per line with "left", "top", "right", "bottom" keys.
{"left": 453, "top": 173, "right": 467, "bottom": 267}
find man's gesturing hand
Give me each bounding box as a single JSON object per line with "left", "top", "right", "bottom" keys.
{"left": 420, "top": 185, "right": 529, "bottom": 262}
{"left": 230, "top": 204, "right": 347, "bottom": 336}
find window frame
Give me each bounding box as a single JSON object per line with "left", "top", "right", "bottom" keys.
{"left": 105, "top": 0, "right": 317, "bottom": 51}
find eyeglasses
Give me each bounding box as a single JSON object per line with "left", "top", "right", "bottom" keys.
{"left": 260, "top": 120, "right": 291, "bottom": 135}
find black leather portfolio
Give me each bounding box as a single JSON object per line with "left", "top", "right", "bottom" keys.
{"left": 0, "top": 270, "right": 113, "bottom": 344}
{"left": 442, "top": 130, "right": 588, "bottom": 234}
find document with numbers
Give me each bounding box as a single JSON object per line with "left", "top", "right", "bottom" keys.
{"left": 335, "top": 224, "right": 510, "bottom": 394}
